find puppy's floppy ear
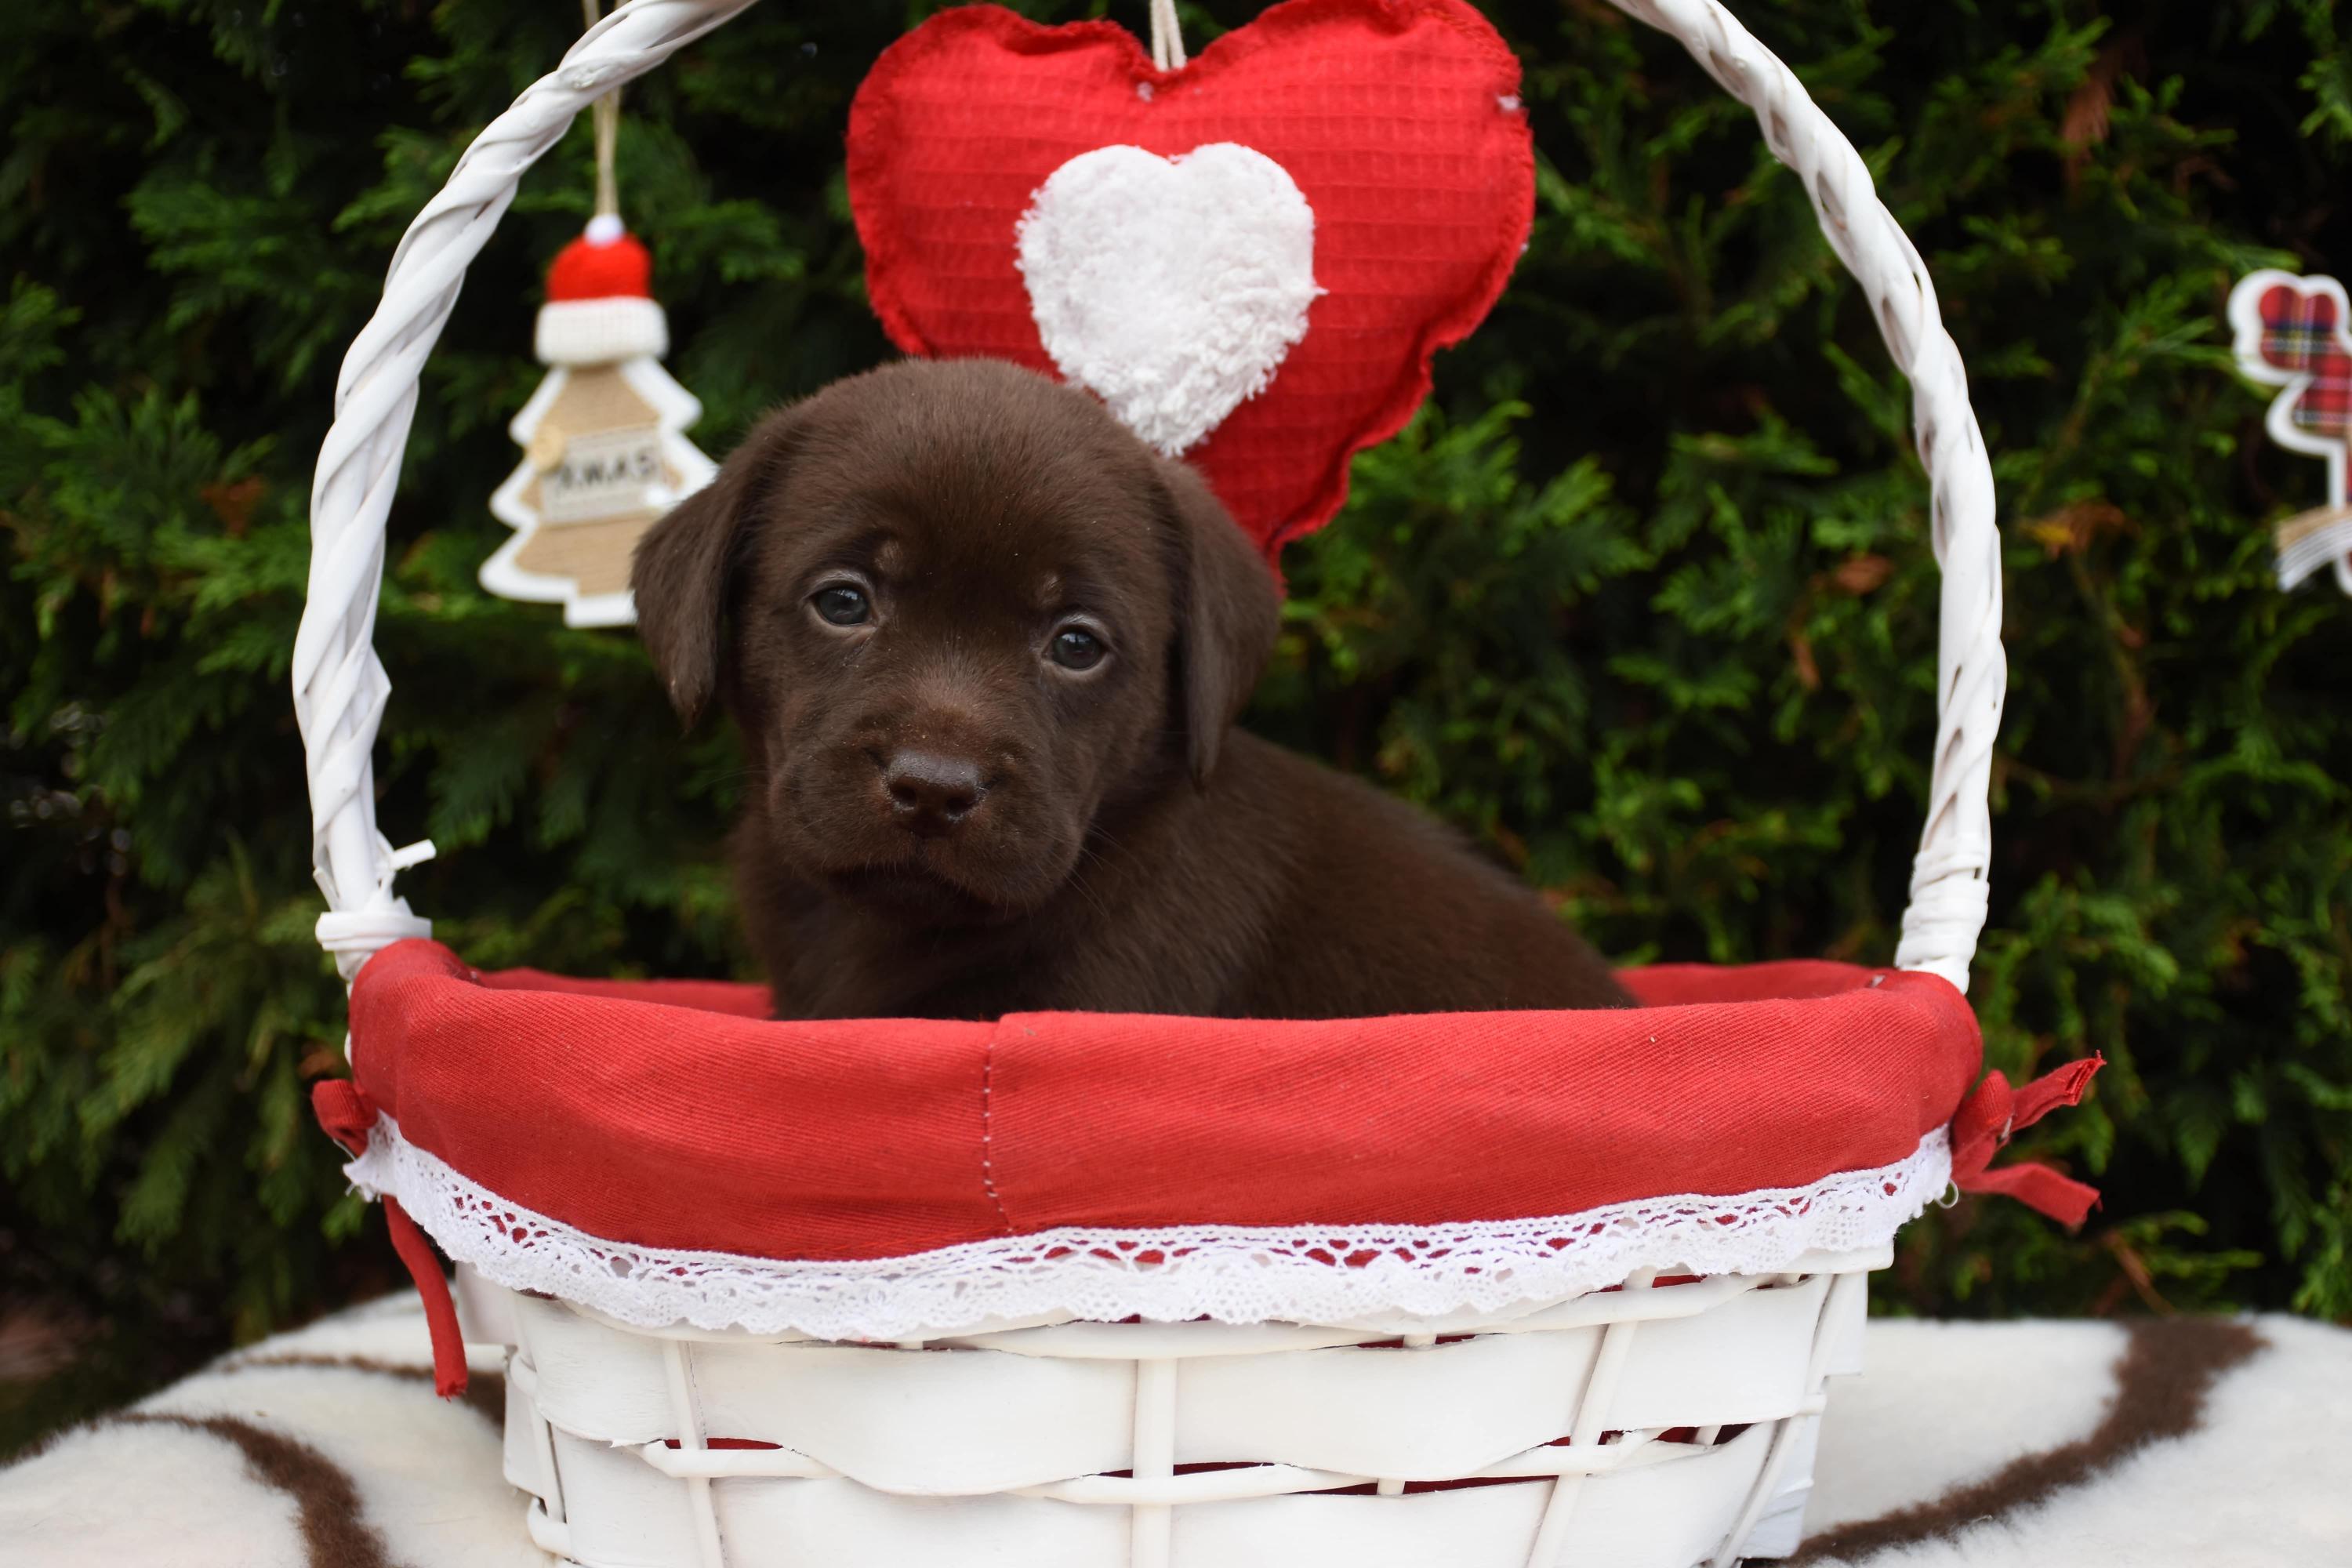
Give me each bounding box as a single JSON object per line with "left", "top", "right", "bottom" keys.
{"left": 631, "top": 405, "right": 800, "bottom": 724}
{"left": 1159, "top": 459, "right": 1281, "bottom": 787}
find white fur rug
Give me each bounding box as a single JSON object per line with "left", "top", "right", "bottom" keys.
{"left": 2, "top": 1294, "right": 2345, "bottom": 1566}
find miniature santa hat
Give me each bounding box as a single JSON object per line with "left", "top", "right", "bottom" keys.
{"left": 535, "top": 214, "right": 669, "bottom": 365}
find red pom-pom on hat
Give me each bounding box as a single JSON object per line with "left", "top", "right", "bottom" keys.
{"left": 547, "top": 214, "right": 654, "bottom": 303}
{"left": 535, "top": 216, "right": 666, "bottom": 365}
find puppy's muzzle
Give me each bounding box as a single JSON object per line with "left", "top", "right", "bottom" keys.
{"left": 880, "top": 749, "right": 988, "bottom": 838}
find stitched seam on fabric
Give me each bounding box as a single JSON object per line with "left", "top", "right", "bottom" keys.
{"left": 980, "top": 1024, "right": 1013, "bottom": 1236}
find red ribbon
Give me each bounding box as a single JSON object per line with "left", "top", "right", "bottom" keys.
{"left": 313, "top": 1080, "right": 470, "bottom": 1399}
{"left": 1948, "top": 1055, "right": 2105, "bottom": 1225}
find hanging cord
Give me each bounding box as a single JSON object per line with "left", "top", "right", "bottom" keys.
{"left": 1149, "top": 0, "right": 1187, "bottom": 71}
{"left": 583, "top": 0, "right": 625, "bottom": 231}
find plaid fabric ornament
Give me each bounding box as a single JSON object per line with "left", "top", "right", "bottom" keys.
{"left": 2227, "top": 269, "right": 2352, "bottom": 595}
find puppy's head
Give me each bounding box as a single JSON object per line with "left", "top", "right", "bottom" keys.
{"left": 632, "top": 358, "right": 1279, "bottom": 923}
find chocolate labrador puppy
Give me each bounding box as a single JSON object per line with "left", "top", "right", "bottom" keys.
{"left": 633, "top": 359, "right": 1629, "bottom": 1019}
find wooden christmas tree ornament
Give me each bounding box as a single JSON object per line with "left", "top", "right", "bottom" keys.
{"left": 482, "top": 216, "right": 715, "bottom": 626}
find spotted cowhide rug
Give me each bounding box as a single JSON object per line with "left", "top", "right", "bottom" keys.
{"left": 2, "top": 1294, "right": 2346, "bottom": 1566}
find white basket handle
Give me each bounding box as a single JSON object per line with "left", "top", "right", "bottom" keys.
{"left": 292, "top": 0, "right": 755, "bottom": 978}
{"left": 296, "top": 0, "right": 2002, "bottom": 992}
{"left": 1611, "top": 0, "right": 2005, "bottom": 989}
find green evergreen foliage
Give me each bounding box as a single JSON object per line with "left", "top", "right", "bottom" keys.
{"left": 5, "top": 0, "right": 2348, "bottom": 1437}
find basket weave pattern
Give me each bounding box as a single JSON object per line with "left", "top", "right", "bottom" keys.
{"left": 458, "top": 1253, "right": 1876, "bottom": 1568}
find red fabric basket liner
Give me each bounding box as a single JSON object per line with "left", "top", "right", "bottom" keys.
{"left": 347, "top": 940, "right": 1980, "bottom": 1266}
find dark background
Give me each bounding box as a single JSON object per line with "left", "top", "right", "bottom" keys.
{"left": 5, "top": 0, "right": 2348, "bottom": 1453}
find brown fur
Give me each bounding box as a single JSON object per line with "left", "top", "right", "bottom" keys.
{"left": 220, "top": 1352, "right": 509, "bottom": 1432}
{"left": 114, "top": 1412, "right": 390, "bottom": 1568}
{"left": 633, "top": 358, "right": 1630, "bottom": 1020}
{"left": 1788, "top": 1317, "right": 2265, "bottom": 1563}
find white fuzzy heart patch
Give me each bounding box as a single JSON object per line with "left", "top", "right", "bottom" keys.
{"left": 1015, "top": 143, "right": 1319, "bottom": 456}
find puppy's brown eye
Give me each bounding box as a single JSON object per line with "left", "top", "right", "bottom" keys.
{"left": 1049, "top": 626, "right": 1106, "bottom": 672}
{"left": 811, "top": 584, "right": 869, "bottom": 626}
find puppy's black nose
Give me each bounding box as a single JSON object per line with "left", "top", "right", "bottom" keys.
{"left": 882, "top": 750, "right": 986, "bottom": 835}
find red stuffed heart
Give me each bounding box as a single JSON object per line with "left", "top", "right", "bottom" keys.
{"left": 848, "top": 0, "right": 1534, "bottom": 557}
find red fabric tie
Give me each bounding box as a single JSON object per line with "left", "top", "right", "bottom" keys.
{"left": 1948, "top": 1056, "right": 2105, "bottom": 1226}
{"left": 313, "top": 1079, "right": 470, "bottom": 1398}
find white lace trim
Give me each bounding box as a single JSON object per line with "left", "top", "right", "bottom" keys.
{"left": 347, "top": 1117, "right": 1949, "bottom": 1341}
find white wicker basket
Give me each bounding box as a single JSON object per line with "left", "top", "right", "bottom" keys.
{"left": 453, "top": 1250, "right": 1878, "bottom": 1568}
{"left": 295, "top": 3, "right": 2005, "bottom": 1566}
